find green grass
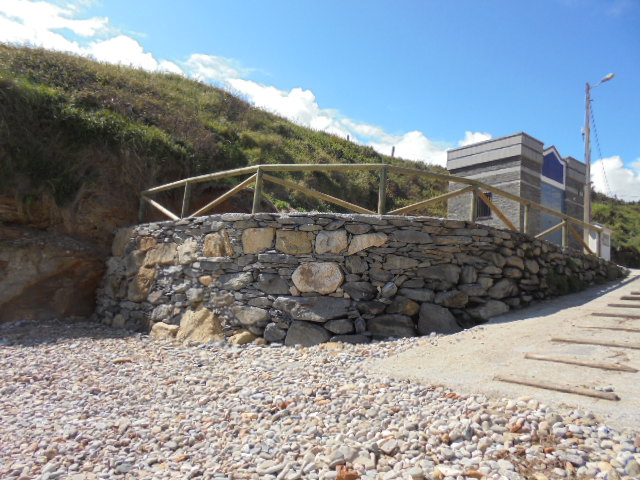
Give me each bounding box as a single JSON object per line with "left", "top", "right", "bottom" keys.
{"left": 0, "top": 44, "right": 446, "bottom": 214}
{"left": 592, "top": 192, "right": 640, "bottom": 267}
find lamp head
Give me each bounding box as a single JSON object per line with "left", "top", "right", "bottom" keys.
{"left": 601, "top": 73, "right": 615, "bottom": 83}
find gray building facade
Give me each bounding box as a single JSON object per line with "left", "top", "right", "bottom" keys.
{"left": 446, "top": 132, "right": 586, "bottom": 250}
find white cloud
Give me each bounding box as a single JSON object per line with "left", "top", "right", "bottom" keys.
{"left": 0, "top": 0, "right": 500, "bottom": 170}
{"left": 459, "top": 131, "right": 492, "bottom": 146}
{"left": 591, "top": 156, "right": 640, "bottom": 202}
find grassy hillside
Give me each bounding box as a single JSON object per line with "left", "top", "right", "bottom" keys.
{"left": 592, "top": 193, "right": 640, "bottom": 267}
{"left": 0, "top": 45, "right": 446, "bottom": 219}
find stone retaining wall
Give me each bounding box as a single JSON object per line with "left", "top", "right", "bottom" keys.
{"left": 95, "top": 213, "right": 624, "bottom": 346}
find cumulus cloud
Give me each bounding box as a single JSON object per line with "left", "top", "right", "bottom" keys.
{"left": 591, "top": 156, "right": 640, "bottom": 202}
{"left": 0, "top": 1, "right": 522, "bottom": 170}
{"left": 0, "top": 0, "right": 184, "bottom": 74}
{"left": 459, "top": 131, "right": 492, "bottom": 146}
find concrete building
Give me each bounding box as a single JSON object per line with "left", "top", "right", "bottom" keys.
{"left": 446, "top": 132, "right": 586, "bottom": 250}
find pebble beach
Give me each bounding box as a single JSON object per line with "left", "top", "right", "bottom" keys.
{"left": 1, "top": 319, "right": 639, "bottom": 480}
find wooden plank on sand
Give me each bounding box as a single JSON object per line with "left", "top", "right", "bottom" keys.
{"left": 524, "top": 353, "right": 638, "bottom": 373}
{"left": 608, "top": 303, "right": 640, "bottom": 309}
{"left": 494, "top": 374, "right": 620, "bottom": 401}
{"left": 580, "top": 325, "right": 640, "bottom": 334}
{"left": 552, "top": 337, "right": 640, "bottom": 350}
{"left": 591, "top": 312, "right": 640, "bottom": 320}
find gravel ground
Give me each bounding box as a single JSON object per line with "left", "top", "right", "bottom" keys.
{"left": 1, "top": 319, "right": 639, "bottom": 480}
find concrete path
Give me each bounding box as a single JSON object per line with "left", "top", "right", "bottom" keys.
{"left": 367, "top": 269, "right": 640, "bottom": 431}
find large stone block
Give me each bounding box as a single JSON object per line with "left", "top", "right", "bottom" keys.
{"left": 143, "top": 243, "right": 177, "bottom": 267}
{"left": 324, "top": 318, "right": 355, "bottom": 334}
{"left": 127, "top": 266, "right": 157, "bottom": 302}
{"left": 383, "top": 255, "right": 419, "bottom": 270}
{"left": 386, "top": 296, "right": 420, "bottom": 316}
{"left": 150, "top": 322, "right": 179, "bottom": 340}
{"left": 176, "top": 307, "right": 223, "bottom": 343}
{"left": 488, "top": 278, "right": 519, "bottom": 299}
{"left": 292, "top": 262, "right": 343, "bottom": 294}
{"left": 273, "top": 296, "right": 351, "bottom": 322}
{"left": 390, "top": 230, "right": 432, "bottom": 244}
{"left": 345, "top": 255, "right": 368, "bottom": 274}
{"left": 232, "top": 305, "right": 270, "bottom": 327}
{"left": 398, "top": 288, "right": 435, "bottom": 302}
{"left": 468, "top": 300, "right": 509, "bottom": 321}
{"left": 276, "top": 230, "right": 313, "bottom": 254}
{"left": 203, "top": 231, "right": 234, "bottom": 257}
{"left": 177, "top": 238, "right": 198, "bottom": 264}
{"left": 284, "top": 321, "right": 331, "bottom": 347}
{"left": 417, "top": 303, "right": 460, "bottom": 335}
{"left": 112, "top": 227, "right": 135, "bottom": 257}
{"left": 348, "top": 232, "right": 388, "bottom": 255}
{"left": 367, "top": 315, "right": 416, "bottom": 338}
{"left": 342, "top": 282, "right": 377, "bottom": 301}
{"left": 242, "top": 227, "right": 275, "bottom": 254}
{"left": 434, "top": 290, "right": 469, "bottom": 308}
{"left": 315, "top": 230, "right": 348, "bottom": 254}
{"left": 255, "top": 274, "right": 290, "bottom": 295}
{"left": 218, "top": 272, "right": 253, "bottom": 291}
{"left": 417, "top": 264, "right": 461, "bottom": 289}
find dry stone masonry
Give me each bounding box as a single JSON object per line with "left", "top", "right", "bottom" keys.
{"left": 95, "top": 213, "right": 624, "bottom": 346}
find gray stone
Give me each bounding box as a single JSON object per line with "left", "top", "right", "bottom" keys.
{"left": 488, "top": 278, "right": 519, "bottom": 299}
{"left": 345, "top": 224, "right": 371, "bottom": 234}
{"left": 417, "top": 303, "right": 460, "bottom": 335}
{"left": 263, "top": 323, "right": 287, "bottom": 342}
{"left": 329, "top": 334, "right": 370, "bottom": 344}
{"left": 348, "top": 232, "right": 388, "bottom": 255}
{"left": 370, "top": 268, "right": 394, "bottom": 283}
{"left": 458, "top": 284, "right": 487, "bottom": 297}
{"left": 390, "top": 230, "right": 432, "bottom": 244}
{"left": 255, "top": 274, "right": 290, "bottom": 295}
{"left": 383, "top": 254, "right": 419, "bottom": 270}
{"left": 345, "top": 255, "right": 368, "bottom": 274}
{"left": 342, "top": 282, "right": 377, "bottom": 301}
{"left": 367, "top": 314, "right": 416, "bottom": 338}
{"left": 460, "top": 265, "right": 478, "bottom": 284}
{"left": 356, "top": 301, "right": 387, "bottom": 315}
{"left": 186, "top": 288, "right": 204, "bottom": 305}
{"left": 434, "top": 290, "right": 469, "bottom": 308}
{"left": 468, "top": 299, "right": 509, "bottom": 321}
{"left": 483, "top": 252, "right": 506, "bottom": 268}
{"left": 503, "top": 267, "right": 523, "bottom": 279}
{"left": 257, "top": 253, "right": 298, "bottom": 264}
{"left": 324, "top": 219, "right": 345, "bottom": 230}
{"left": 398, "top": 288, "right": 435, "bottom": 302}
{"left": 218, "top": 272, "right": 253, "bottom": 291}
{"left": 505, "top": 255, "right": 525, "bottom": 269}
{"left": 525, "top": 259, "right": 540, "bottom": 274}
{"left": 324, "top": 318, "right": 355, "bottom": 334}
{"left": 284, "top": 321, "right": 331, "bottom": 347}
{"left": 418, "top": 264, "right": 460, "bottom": 284}
{"left": 386, "top": 296, "right": 420, "bottom": 316}
{"left": 233, "top": 305, "right": 270, "bottom": 327}
{"left": 273, "top": 296, "right": 351, "bottom": 322}
{"left": 150, "top": 304, "right": 173, "bottom": 322}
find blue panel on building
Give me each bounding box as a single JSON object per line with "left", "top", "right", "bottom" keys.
{"left": 540, "top": 183, "right": 565, "bottom": 245}
{"left": 543, "top": 152, "right": 565, "bottom": 184}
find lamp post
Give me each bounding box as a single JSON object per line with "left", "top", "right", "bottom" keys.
{"left": 583, "top": 72, "right": 615, "bottom": 249}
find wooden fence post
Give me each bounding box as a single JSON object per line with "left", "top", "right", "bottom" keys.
{"left": 138, "top": 197, "right": 147, "bottom": 223}
{"left": 252, "top": 167, "right": 263, "bottom": 214}
{"left": 523, "top": 204, "right": 530, "bottom": 234}
{"left": 470, "top": 187, "right": 478, "bottom": 222}
{"left": 180, "top": 182, "right": 191, "bottom": 218}
{"left": 378, "top": 166, "right": 388, "bottom": 215}
{"left": 562, "top": 220, "right": 569, "bottom": 248}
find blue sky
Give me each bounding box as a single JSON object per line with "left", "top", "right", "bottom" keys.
{"left": 1, "top": 0, "right": 639, "bottom": 200}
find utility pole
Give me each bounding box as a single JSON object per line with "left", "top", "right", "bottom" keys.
{"left": 583, "top": 73, "right": 615, "bottom": 250}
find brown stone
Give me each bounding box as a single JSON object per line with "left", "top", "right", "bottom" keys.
{"left": 138, "top": 236, "right": 157, "bottom": 252}
{"left": 176, "top": 307, "right": 223, "bottom": 343}
{"left": 150, "top": 322, "right": 179, "bottom": 340}
{"left": 291, "top": 263, "right": 344, "bottom": 294}
{"left": 242, "top": 227, "right": 275, "bottom": 254}
{"left": 198, "top": 275, "right": 214, "bottom": 286}
{"left": 315, "top": 230, "right": 348, "bottom": 254}
{"left": 112, "top": 227, "right": 135, "bottom": 257}
{"left": 144, "top": 243, "right": 177, "bottom": 266}
{"left": 276, "top": 230, "right": 313, "bottom": 254}
{"left": 348, "top": 232, "right": 388, "bottom": 255}
{"left": 127, "top": 266, "right": 157, "bottom": 302}
{"left": 229, "top": 330, "right": 257, "bottom": 345}
{"left": 203, "top": 231, "right": 234, "bottom": 257}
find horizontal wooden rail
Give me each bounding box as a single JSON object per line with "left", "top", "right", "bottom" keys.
{"left": 140, "top": 163, "right": 607, "bottom": 253}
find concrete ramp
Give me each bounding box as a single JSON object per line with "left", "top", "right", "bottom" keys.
{"left": 366, "top": 270, "right": 640, "bottom": 431}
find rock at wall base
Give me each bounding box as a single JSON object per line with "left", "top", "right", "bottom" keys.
{"left": 329, "top": 334, "right": 371, "bottom": 344}
{"left": 284, "top": 321, "right": 331, "bottom": 347}
{"left": 418, "top": 303, "right": 461, "bottom": 335}
{"left": 229, "top": 330, "right": 257, "bottom": 345}
{"left": 150, "top": 322, "right": 179, "bottom": 340}
{"left": 273, "top": 296, "right": 351, "bottom": 322}
{"left": 367, "top": 314, "right": 416, "bottom": 338}
{"left": 176, "top": 307, "right": 224, "bottom": 343}
{"left": 468, "top": 299, "right": 509, "bottom": 321}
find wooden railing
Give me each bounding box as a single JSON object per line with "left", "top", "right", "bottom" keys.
{"left": 139, "top": 163, "right": 605, "bottom": 255}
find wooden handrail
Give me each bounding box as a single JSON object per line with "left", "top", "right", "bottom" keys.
{"left": 140, "top": 163, "right": 606, "bottom": 248}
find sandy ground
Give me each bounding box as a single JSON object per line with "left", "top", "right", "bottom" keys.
{"left": 367, "top": 269, "right": 640, "bottom": 432}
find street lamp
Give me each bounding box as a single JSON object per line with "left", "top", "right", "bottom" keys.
{"left": 583, "top": 72, "right": 615, "bottom": 246}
